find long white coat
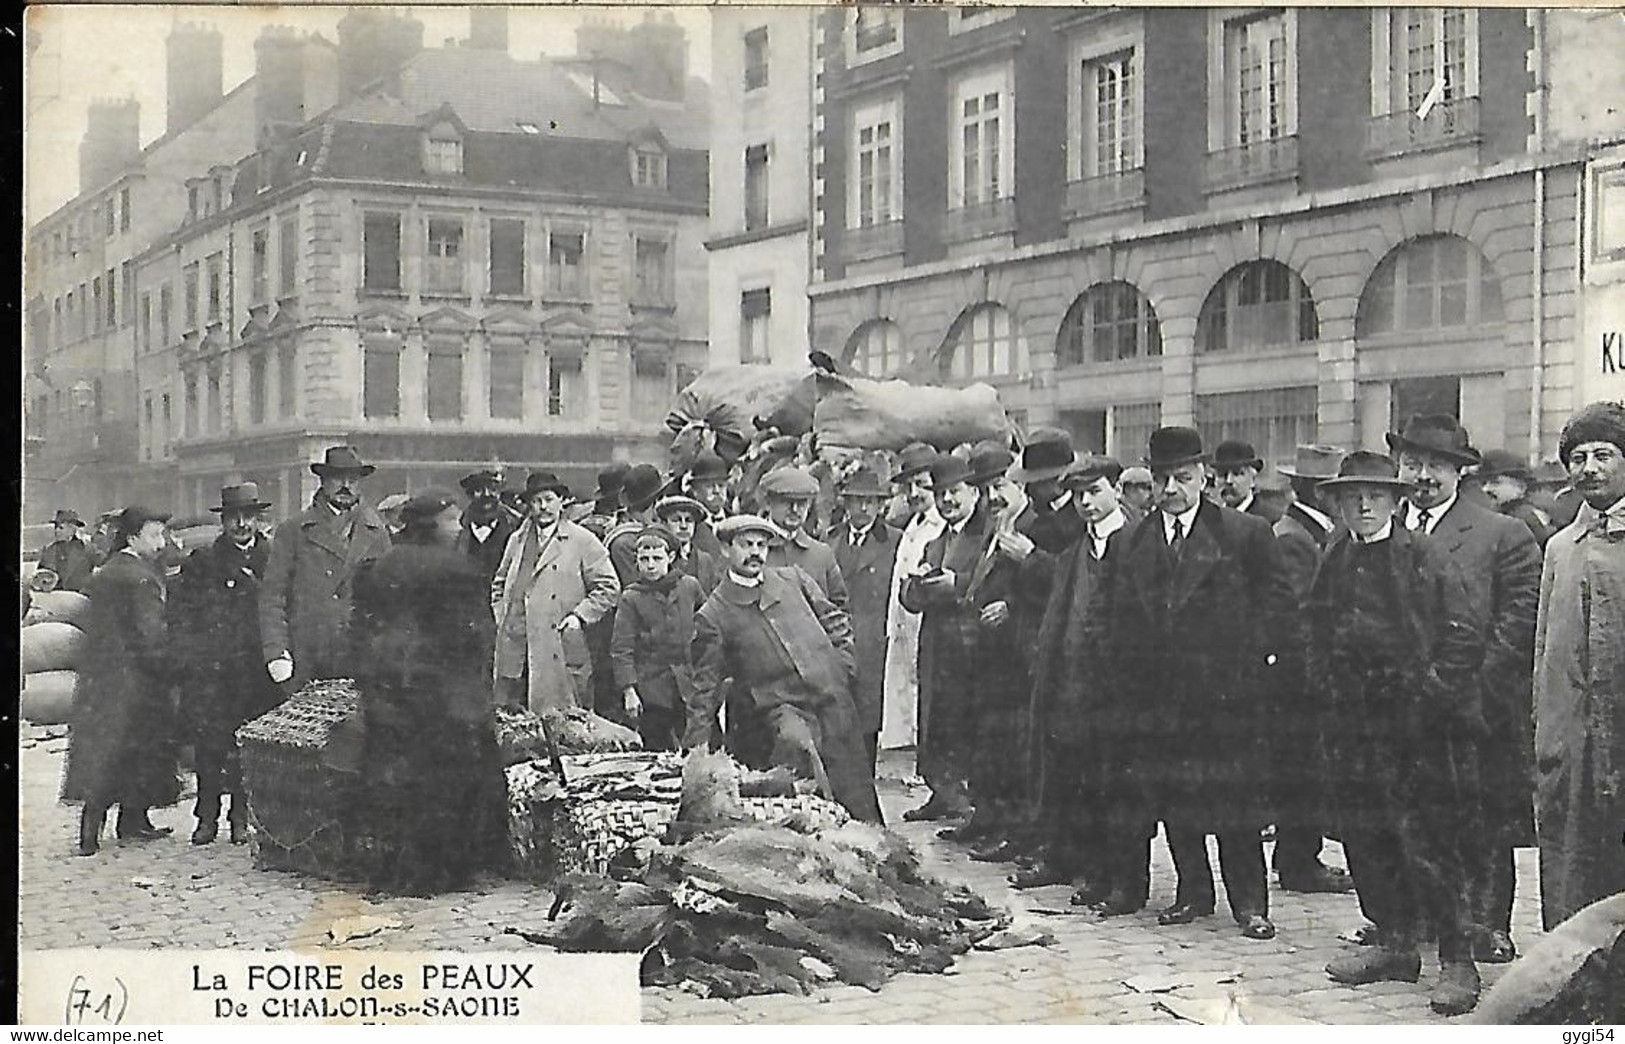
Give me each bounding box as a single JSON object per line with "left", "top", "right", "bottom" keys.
{"left": 879, "top": 506, "right": 944, "bottom": 750}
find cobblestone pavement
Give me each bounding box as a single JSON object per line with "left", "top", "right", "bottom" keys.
{"left": 19, "top": 735, "right": 1543, "bottom": 1024}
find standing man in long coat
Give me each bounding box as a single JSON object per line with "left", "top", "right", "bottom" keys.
{"left": 259, "top": 446, "right": 394, "bottom": 693}
{"left": 172, "top": 483, "right": 283, "bottom": 845}
{"left": 1533, "top": 401, "right": 1625, "bottom": 930}
{"left": 456, "top": 468, "right": 517, "bottom": 582}
{"left": 62, "top": 506, "right": 181, "bottom": 855}
{"left": 687, "top": 515, "right": 882, "bottom": 823}
{"left": 1390, "top": 414, "right": 1541, "bottom": 965}
{"left": 883, "top": 443, "right": 943, "bottom": 765}
{"left": 492, "top": 470, "right": 621, "bottom": 712}
{"left": 38, "top": 509, "right": 98, "bottom": 593}
{"left": 829, "top": 468, "right": 901, "bottom": 772}
{"left": 1097, "top": 427, "right": 1295, "bottom": 941}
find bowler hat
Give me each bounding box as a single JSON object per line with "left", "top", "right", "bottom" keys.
{"left": 112, "top": 505, "right": 172, "bottom": 543}
{"left": 929, "top": 455, "right": 975, "bottom": 490}
{"left": 654, "top": 494, "right": 708, "bottom": 520}
{"left": 1008, "top": 428, "right": 1076, "bottom": 485}
{"left": 968, "top": 445, "right": 1015, "bottom": 487}
{"left": 596, "top": 462, "right": 630, "bottom": 496}
{"left": 524, "top": 470, "right": 572, "bottom": 498}
{"left": 1316, "top": 451, "right": 1416, "bottom": 492}
{"left": 838, "top": 468, "right": 891, "bottom": 498}
{"left": 714, "top": 514, "right": 784, "bottom": 543}
{"left": 459, "top": 469, "right": 503, "bottom": 495}
{"left": 759, "top": 467, "right": 820, "bottom": 500}
{"left": 398, "top": 489, "right": 461, "bottom": 528}
{"left": 310, "top": 444, "right": 376, "bottom": 477}
{"left": 620, "top": 464, "right": 666, "bottom": 511}
{"left": 1385, "top": 415, "right": 1481, "bottom": 467}
{"left": 1145, "top": 427, "right": 1208, "bottom": 469}
{"left": 209, "top": 482, "right": 272, "bottom": 514}
{"left": 1476, "top": 449, "right": 1532, "bottom": 483}
{"left": 1212, "top": 439, "right": 1264, "bottom": 473}
{"left": 688, "top": 454, "right": 730, "bottom": 483}
{"left": 893, "top": 442, "right": 940, "bottom": 482}
{"left": 50, "top": 509, "right": 84, "bottom": 527}
{"left": 1278, "top": 444, "right": 1347, "bottom": 480}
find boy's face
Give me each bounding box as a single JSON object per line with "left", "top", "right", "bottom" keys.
{"left": 1076, "top": 476, "right": 1121, "bottom": 525}
{"left": 1335, "top": 486, "right": 1400, "bottom": 539}
{"left": 664, "top": 511, "right": 697, "bottom": 544}
{"left": 635, "top": 542, "right": 673, "bottom": 581}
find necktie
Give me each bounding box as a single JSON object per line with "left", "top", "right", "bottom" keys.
{"left": 1415, "top": 508, "right": 1432, "bottom": 533}
{"left": 1169, "top": 518, "right": 1185, "bottom": 555}
{"left": 1090, "top": 527, "right": 1103, "bottom": 561}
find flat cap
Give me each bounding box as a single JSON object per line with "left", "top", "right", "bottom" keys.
{"left": 758, "top": 467, "right": 820, "bottom": 499}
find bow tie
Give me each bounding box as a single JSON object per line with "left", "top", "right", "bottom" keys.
{"left": 1584, "top": 512, "right": 1625, "bottom": 540}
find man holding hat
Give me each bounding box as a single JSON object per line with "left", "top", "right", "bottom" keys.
{"left": 1533, "top": 401, "right": 1625, "bottom": 931}
{"left": 1213, "top": 440, "right": 1270, "bottom": 516}
{"left": 260, "top": 446, "right": 394, "bottom": 693}
{"left": 760, "top": 466, "right": 849, "bottom": 609}
{"left": 1094, "top": 427, "right": 1294, "bottom": 940}
{"left": 830, "top": 468, "right": 902, "bottom": 771}
{"left": 655, "top": 494, "right": 722, "bottom": 593}
{"left": 62, "top": 506, "right": 182, "bottom": 855}
{"left": 457, "top": 468, "right": 518, "bottom": 581}
{"left": 882, "top": 442, "right": 945, "bottom": 758}
{"left": 1390, "top": 414, "right": 1540, "bottom": 966}
{"left": 39, "top": 509, "right": 97, "bottom": 593}
{"left": 1474, "top": 449, "right": 1557, "bottom": 548}
{"left": 1309, "top": 450, "right": 1489, "bottom": 1015}
{"left": 492, "top": 470, "right": 621, "bottom": 713}
{"left": 172, "top": 483, "right": 282, "bottom": 845}
{"left": 689, "top": 514, "right": 883, "bottom": 823}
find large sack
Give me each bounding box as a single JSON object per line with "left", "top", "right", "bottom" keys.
{"left": 813, "top": 372, "right": 1011, "bottom": 452}
{"left": 21, "top": 621, "right": 87, "bottom": 674}
{"left": 667, "top": 366, "right": 817, "bottom": 468}
{"left": 21, "top": 670, "right": 77, "bottom": 725}
{"left": 23, "top": 590, "right": 91, "bottom": 628}
{"left": 1466, "top": 892, "right": 1625, "bottom": 1025}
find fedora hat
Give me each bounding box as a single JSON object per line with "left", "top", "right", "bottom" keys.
{"left": 524, "top": 470, "right": 572, "bottom": 498}
{"left": 893, "top": 442, "right": 940, "bottom": 482}
{"left": 1316, "top": 451, "right": 1416, "bottom": 492}
{"left": 928, "top": 454, "right": 975, "bottom": 490}
{"left": 50, "top": 509, "right": 85, "bottom": 528}
{"left": 1212, "top": 439, "right": 1264, "bottom": 473}
{"left": 688, "top": 454, "right": 730, "bottom": 483}
{"left": 654, "top": 494, "right": 708, "bottom": 520}
{"left": 595, "top": 463, "right": 630, "bottom": 497}
{"left": 209, "top": 482, "right": 272, "bottom": 514}
{"left": 620, "top": 464, "right": 666, "bottom": 511}
{"left": 1278, "top": 444, "right": 1347, "bottom": 480}
{"left": 1008, "top": 428, "right": 1076, "bottom": 485}
{"left": 838, "top": 468, "right": 891, "bottom": 498}
{"left": 1385, "top": 414, "right": 1481, "bottom": 467}
{"left": 1145, "top": 427, "right": 1208, "bottom": 469}
{"left": 311, "top": 444, "right": 376, "bottom": 478}
{"left": 968, "top": 445, "right": 1015, "bottom": 487}
{"left": 1476, "top": 449, "right": 1533, "bottom": 483}
{"left": 112, "top": 504, "right": 172, "bottom": 543}
{"left": 714, "top": 513, "right": 784, "bottom": 544}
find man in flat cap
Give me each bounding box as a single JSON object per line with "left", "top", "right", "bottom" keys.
{"left": 1533, "top": 401, "right": 1625, "bottom": 931}
{"left": 688, "top": 515, "right": 882, "bottom": 823}
{"left": 830, "top": 468, "right": 902, "bottom": 771}
{"left": 39, "top": 509, "right": 97, "bottom": 593}
{"left": 260, "top": 446, "right": 394, "bottom": 693}
{"left": 760, "top": 466, "right": 848, "bottom": 610}
{"left": 456, "top": 468, "right": 517, "bottom": 582}
{"left": 1390, "top": 414, "right": 1540, "bottom": 967}
{"left": 883, "top": 442, "right": 945, "bottom": 761}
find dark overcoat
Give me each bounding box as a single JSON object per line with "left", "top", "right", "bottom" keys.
{"left": 39, "top": 537, "right": 98, "bottom": 593}
{"left": 830, "top": 522, "right": 902, "bottom": 737}
{"left": 259, "top": 500, "right": 394, "bottom": 692}
{"left": 675, "top": 544, "right": 722, "bottom": 594}
{"left": 769, "top": 529, "right": 849, "bottom": 610}
{"left": 457, "top": 508, "right": 518, "bottom": 582}
{"left": 1426, "top": 497, "right": 1542, "bottom": 844}
{"left": 1499, "top": 497, "right": 1557, "bottom": 549}
{"left": 171, "top": 535, "right": 283, "bottom": 749}
{"left": 1097, "top": 501, "right": 1297, "bottom": 830}
{"left": 610, "top": 573, "right": 705, "bottom": 712}
{"left": 61, "top": 552, "right": 181, "bottom": 808}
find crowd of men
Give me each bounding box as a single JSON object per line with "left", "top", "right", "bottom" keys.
{"left": 42, "top": 398, "right": 1625, "bottom": 1019}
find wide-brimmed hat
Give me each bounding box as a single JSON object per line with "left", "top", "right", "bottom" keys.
{"left": 459, "top": 468, "right": 504, "bottom": 495}
{"left": 524, "top": 470, "right": 572, "bottom": 498}
{"left": 968, "top": 445, "right": 1015, "bottom": 487}
{"left": 1476, "top": 449, "right": 1533, "bottom": 483}
{"left": 759, "top": 467, "right": 820, "bottom": 500}
{"left": 1145, "top": 427, "right": 1208, "bottom": 470}
{"left": 50, "top": 509, "right": 84, "bottom": 527}
{"left": 209, "top": 482, "right": 272, "bottom": 514}
{"left": 714, "top": 514, "right": 783, "bottom": 544}
{"left": 616, "top": 464, "right": 665, "bottom": 512}
{"left": 838, "top": 468, "right": 891, "bottom": 498}
{"left": 1061, "top": 454, "right": 1123, "bottom": 489}
{"left": 1317, "top": 451, "right": 1416, "bottom": 492}
{"left": 654, "top": 494, "right": 707, "bottom": 520}
{"left": 688, "top": 454, "right": 730, "bottom": 483}
{"left": 1385, "top": 415, "right": 1481, "bottom": 467}
{"left": 1212, "top": 439, "right": 1264, "bottom": 473}
{"left": 310, "top": 444, "right": 375, "bottom": 477}
{"left": 1278, "top": 444, "right": 1347, "bottom": 480}
{"left": 893, "top": 442, "right": 940, "bottom": 482}
{"left": 1008, "top": 428, "right": 1076, "bottom": 485}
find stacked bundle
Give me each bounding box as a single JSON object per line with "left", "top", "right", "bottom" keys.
{"left": 20, "top": 592, "right": 93, "bottom": 724}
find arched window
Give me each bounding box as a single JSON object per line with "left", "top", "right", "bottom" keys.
{"left": 1356, "top": 234, "right": 1504, "bottom": 337}
{"left": 845, "top": 319, "right": 903, "bottom": 377}
{"left": 941, "top": 303, "right": 1028, "bottom": 379}
{"left": 1057, "top": 281, "right": 1162, "bottom": 367}
{"left": 1197, "top": 260, "right": 1318, "bottom": 354}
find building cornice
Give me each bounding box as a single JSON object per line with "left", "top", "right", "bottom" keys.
{"left": 704, "top": 219, "right": 811, "bottom": 252}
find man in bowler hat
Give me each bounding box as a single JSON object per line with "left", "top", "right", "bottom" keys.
{"left": 456, "top": 468, "right": 518, "bottom": 580}
{"left": 1213, "top": 440, "right": 1269, "bottom": 516}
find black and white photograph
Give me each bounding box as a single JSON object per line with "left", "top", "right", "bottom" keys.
{"left": 17, "top": 1, "right": 1625, "bottom": 1027}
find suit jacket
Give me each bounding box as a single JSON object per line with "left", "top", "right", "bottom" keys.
{"left": 830, "top": 522, "right": 902, "bottom": 735}
{"left": 39, "top": 537, "right": 98, "bottom": 593}
{"left": 674, "top": 544, "right": 722, "bottom": 594}
{"left": 172, "top": 534, "right": 282, "bottom": 738}
{"left": 768, "top": 529, "right": 848, "bottom": 610}
{"left": 259, "top": 500, "right": 394, "bottom": 692}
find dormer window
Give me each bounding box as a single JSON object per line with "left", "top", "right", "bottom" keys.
{"left": 422, "top": 115, "right": 466, "bottom": 175}
{"left": 631, "top": 147, "right": 667, "bottom": 189}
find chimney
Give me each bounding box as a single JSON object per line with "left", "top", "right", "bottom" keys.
{"left": 627, "top": 13, "right": 688, "bottom": 101}
{"left": 79, "top": 98, "right": 141, "bottom": 193}
{"left": 337, "top": 9, "right": 425, "bottom": 100}
{"left": 468, "top": 7, "right": 509, "bottom": 52}
{"left": 166, "top": 23, "right": 224, "bottom": 135}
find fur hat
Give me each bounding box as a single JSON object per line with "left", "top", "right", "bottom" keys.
{"left": 1558, "top": 400, "right": 1625, "bottom": 466}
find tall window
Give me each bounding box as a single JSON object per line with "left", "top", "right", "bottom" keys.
{"left": 105, "top": 267, "right": 117, "bottom": 327}
{"left": 425, "top": 218, "right": 464, "bottom": 293}
{"left": 207, "top": 365, "right": 222, "bottom": 432}
{"left": 206, "top": 253, "right": 223, "bottom": 322}
{"left": 142, "top": 396, "right": 152, "bottom": 458}
{"left": 161, "top": 394, "right": 171, "bottom": 453}
{"left": 850, "top": 100, "right": 900, "bottom": 228}
{"left": 489, "top": 218, "right": 526, "bottom": 295}
{"left": 91, "top": 277, "right": 103, "bottom": 333}
{"left": 548, "top": 355, "right": 583, "bottom": 418}
{"left": 1225, "top": 12, "right": 1291, "bottom": 145}
{"left": 1112, "top": 401, "right": 1162, "bottom": 460}
{"left": 631, "top": 148, "right": 667, "bottom": 189}
{"left": 548, "top": 230, "right": 585, "bottom": 298}
{"left": 119, "top": 187, "right": 131, "bottom": 233}
{"left": 1391, "top": 8, "right": 1473, "bottom": 114}
{"left": 1357, "top": 234, "right": 1503, "bottom": 336}
{"left": 633, "top": 236, "right": 672, "bottom": 305}
{"left": 159, "top": 284, "right": 172, "bottom": 346}
{"left": 950, "top": 68, "right": 1013, "bottom": 209}
{"left": 424, "top": 134, "right": 463, "bottom": 175}
{"left": 121, "top": 263, "right": 134, "bottom": 324}
{"left": 744, "top": 145, "right": 770, "bottom": 231}
{"left": 1057, "top": 282, "right": 1162, "bottom": 366}
{"left": 489, "top": 344, "right": 526, "bottom": 420}
{"left": 103, "top": 201, "right": 115, "bottom": 238}
{"left": 363, "top": 211, "right": 402, "bottom": 292}
{"left": 184, "top": 373, "right": 200, "bottom": 437}
{"left": 1196, "top": 387, "right": 1318, "bottom": 469}
{"left": 427, "top": 344, "right": 464, "bottom": 420}
{"left": 743, "top": 27, "right": 769, "bottom": 91}
{"left": 740, "top": 289, "right": 771, "bottom": 364}
{"left": 52, "top": 298, "right": 62, "bottom": 348}
{"left": 278, "top": 213, "right": 299, "bottom": 297}
{"left": 1079, "top": 50, "right": 1139, "bottom": 178}
{"left": 847, "top": 319, "right": 902, "bottom": 377}
{"left": 632, "top": 349, "right": 672, "bottom": 423}
{"left": 850, "top": 8, "right": 902, "bottom": 62}
{"left": 251, "top": 225, "right": 270, "bottom": 305}
{"left": 943, "top": 303, "right": 1027, "bottom": 379}
{"left": 139, "top": 293, "right": 151, "bottom": 353}
{"left": 363, "top": 339, "right": 401, "bottom": 418}
{"left": 1199, "top": 260, "right": 1319, "bottom": 353}
{"left": 278, "top": 342, "right": 298, "bottom": 418}
{"left": 249, "top": 352, "right": 268, "bottom": 424}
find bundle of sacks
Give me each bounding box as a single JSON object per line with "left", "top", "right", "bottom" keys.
{"left": 513, "top": 751, "right": 1004, "bottom": 999}
{"left": 20, "top": 591, "right": 92, "bottom": 725}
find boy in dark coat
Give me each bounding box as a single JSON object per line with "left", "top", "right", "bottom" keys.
{"left": 611, "top": 527, "right": 705, "bottom": 751}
